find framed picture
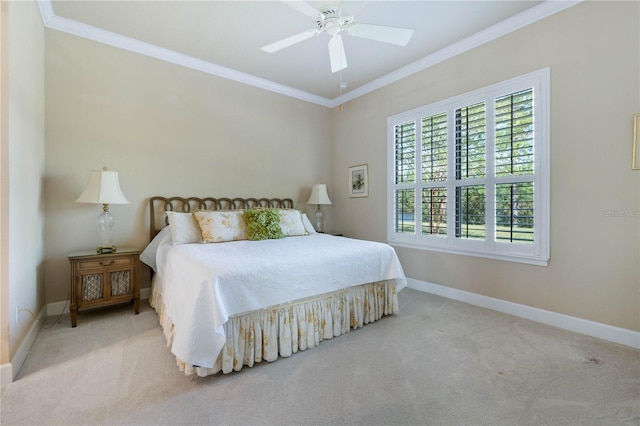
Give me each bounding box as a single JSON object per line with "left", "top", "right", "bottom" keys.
{"left": 633, "top": 113, "right": 640, "bottom": 170}
{"left": 348, "top": 164, "right": 368, "bottom": 198}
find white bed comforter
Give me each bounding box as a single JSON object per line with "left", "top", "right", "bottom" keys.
{"left": 152, "top": 233, "right": 406, "bottom": 369}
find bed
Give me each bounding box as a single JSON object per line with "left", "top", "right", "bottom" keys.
{"left": 141, "top": 196, "right": 407, "bottom": 377}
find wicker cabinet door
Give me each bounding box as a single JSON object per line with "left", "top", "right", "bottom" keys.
{"left": 81, "top": 272, "right": 106, "bottom": 302}
{"left": 110, "top": 270, "right": 131, "bottom": 297}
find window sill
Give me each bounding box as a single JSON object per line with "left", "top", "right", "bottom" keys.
{"left": 388, "top": 240, "right": 549, "bottom": 267}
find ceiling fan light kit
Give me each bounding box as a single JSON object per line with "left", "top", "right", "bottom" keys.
{"left": 261, "top": 2, "right": 414, "bottom": 74}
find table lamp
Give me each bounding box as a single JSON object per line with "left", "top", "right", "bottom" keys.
{"left": 306, "top": 184, "right": 333, "bottom": 232}
{"left": 76, "top": 167, "right": 129, "bottom": 253}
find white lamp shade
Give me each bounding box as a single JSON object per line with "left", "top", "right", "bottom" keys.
{"left": 307, "top": 184, "right": 333, "bottom": 205}
{"left": 75, "top": 170, "right": 129, "bottom": 204}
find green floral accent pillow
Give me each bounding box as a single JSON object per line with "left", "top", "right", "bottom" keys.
{"left": 243, "top": 208, "right": 284, "bottom": 241}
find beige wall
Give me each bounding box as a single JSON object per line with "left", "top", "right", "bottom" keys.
{"left": 44, "top": 30, "right": 333, "bottom": 303}
{"left": 5, "top": 0, "right": 46, "bottom": 361}
{"left": 331, "top": 1, "right": 640, "bottom": 331}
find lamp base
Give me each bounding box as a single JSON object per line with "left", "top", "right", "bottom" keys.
{"left": 315, "top": 205, "right": 324, "bottom": 233}
{"left": 97, "top": 208, "right": 116, "bottom": 253}
{"left": 97, "top": 245, "right": 117, "bottom": 254}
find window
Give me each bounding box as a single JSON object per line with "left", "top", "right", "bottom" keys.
{"left": 387, "top": 69, "right": 549, "bottom": 265}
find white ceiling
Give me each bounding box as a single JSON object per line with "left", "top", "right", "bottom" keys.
{"left": 41, "top": 1, "right": 578, "bottom": 107}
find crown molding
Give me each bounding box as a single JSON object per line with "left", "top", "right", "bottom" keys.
{"left": 37, "top": 0, "right": 580, "bottom": 109}
{"left": 332, "top": 0, "right": 581, "bottom": 107}
{"left": 36, "top": 0, "right": 333, "bottom": 107}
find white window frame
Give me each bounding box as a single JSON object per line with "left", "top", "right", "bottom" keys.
{"left": 387, "top": 68, "right": 550, "bottom": 266}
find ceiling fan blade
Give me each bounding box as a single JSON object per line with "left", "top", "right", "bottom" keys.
{"left": 328, "top": 34, "right": 347, "bottom": 73}
{"left": 282, "top": 1, "right": 322, "bottom": 19}
{"left": 348, "top": 23, "right": 414, "bottom": 46}
{"left": 261, "top": 29, "right": 318, "bottom": 53}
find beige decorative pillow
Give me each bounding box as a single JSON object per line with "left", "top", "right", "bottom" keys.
{"left": 166, "top": 211, "right": 201, "bottom": 245}
{"left": 279, "top": 209, "right": 307, "bottom": 236}
{"left": 193, "top": 210, "right": 247, "bottom": 243}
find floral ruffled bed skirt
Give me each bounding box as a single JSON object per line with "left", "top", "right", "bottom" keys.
{"left": 151, "top": 280, "right": 400, "bottom": 377}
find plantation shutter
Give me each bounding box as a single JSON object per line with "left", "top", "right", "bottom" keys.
{"left": 422, "top": 113, "right": 447, "bottom": 182}
{"left": 421, "top": 113, "right": 447, "bottom": 236}
{"left": 394, "top": 121, "right": 416, "bottom": 234}
{"left": 495, "top": 89, "right": 534, "bottom": 176}
{"left": 494, "top": 88, "right": 535, "bottom": 244}
{"left": 455, "top": 102, "right": 486, "bottom": 180}
{"left": 455, "top": 102, "right": 486, "bottom": 240}
{"left": 395, "top": 121, "right": 416, "bottom": 184}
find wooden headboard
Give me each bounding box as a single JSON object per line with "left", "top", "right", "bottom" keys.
{"left": 149, "top": 196, "right": 294, "bottom": 241}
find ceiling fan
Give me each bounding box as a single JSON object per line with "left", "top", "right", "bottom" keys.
{"left": 261, "top": 1, "right": 414, "bottom": 73}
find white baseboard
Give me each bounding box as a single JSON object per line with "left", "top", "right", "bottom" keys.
{"left": 5, "top": 289, "right": 152, "bottom": 390}
{"left": 47, "top": 287, "right": 150, "bottom": 316}
{"left": 407, "top": 278, "right": 640, "bottom": 350}
{"left": 1, "top": 362, "right": 12, "bottom": 394}
{"left": 4, "top": 304, "right": 47, "bottom": 389}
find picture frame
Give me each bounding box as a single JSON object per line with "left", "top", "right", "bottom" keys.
{"left": 348, "top": 164, "right": 368, "bottom": 198}
{"left": 633, "top": 113, "right": 640, "bottom": 170}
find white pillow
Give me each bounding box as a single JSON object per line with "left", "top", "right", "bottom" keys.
{"left": 193, "top": 210, "right": 247, "bottom": 243}
{"left": 140, "top": 226, "right": 172, "bottom": 271}
{"left": 279, "top": 209, "right": 307, "bottom": 236}
{"left": 301, "top": 213, "right": 316, "bottom": 234}
{"left": 166, "top": 211, "right": 201, "bottom": 245}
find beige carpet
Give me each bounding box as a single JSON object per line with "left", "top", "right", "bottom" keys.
{"left": 1, "top": 288, "right": 638, "bottom": 425}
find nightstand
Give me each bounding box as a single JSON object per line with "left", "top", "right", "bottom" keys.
{"left": 68, "top": 247, "right": 140, "bottom": 327}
